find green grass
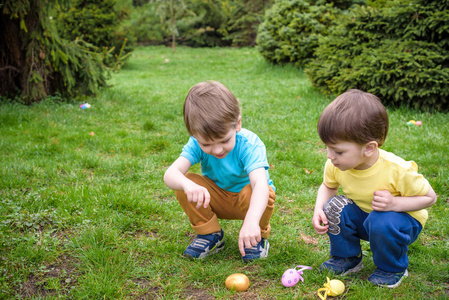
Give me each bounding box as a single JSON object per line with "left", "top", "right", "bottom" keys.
{"left": 1, "top": 45, "right": 448, "bottom": 299}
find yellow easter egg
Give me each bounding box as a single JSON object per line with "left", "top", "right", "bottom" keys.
{"left": 225, "top": 273, "right": 250, "bottom": 292}
{"left": 327, "top": 279, "right": 345, "bottom": 296}
{"left": 408, "top": 120, "right": 416, "bottom": 124}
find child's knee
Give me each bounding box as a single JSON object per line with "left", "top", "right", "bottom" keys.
{"left": 323, "top": 195, "right": 354, "bottom": 235}
{"left": 185, "top": 172, "right": 204, "bottom": 184}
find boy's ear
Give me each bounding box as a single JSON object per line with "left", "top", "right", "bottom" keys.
{"left": 364, "top": 141, "right": 378, "bottom": 157}
{"left": 235, "top": 116, "right": 242, "bottom": 132}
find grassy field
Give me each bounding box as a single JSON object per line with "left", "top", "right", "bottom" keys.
{"left": 1, "top": 45, "right": 448, "bottom": 299}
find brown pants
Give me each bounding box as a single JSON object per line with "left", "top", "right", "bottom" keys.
{"left": 175, "top": 172, "right": 276, "bottom": 239}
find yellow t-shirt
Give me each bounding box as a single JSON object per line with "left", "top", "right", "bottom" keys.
{"left": 323, "top": 149, "right": 431, "bottom": 226}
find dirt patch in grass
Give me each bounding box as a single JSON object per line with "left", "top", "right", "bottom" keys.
{"left": 19, "top": 254, "right": 78, "bottom": 299}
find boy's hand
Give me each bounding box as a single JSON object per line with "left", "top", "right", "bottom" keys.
{"left": 372, "top": 190, "right": 395, "bottom": 211}
{"left": 184, "top": 182, "right": 211, "bottom": 209}
{"left": 312, "top": 210, "right": 329, "bottom": 234}
{"left": 238, "top": 222, "right": 261, "bottom": 256}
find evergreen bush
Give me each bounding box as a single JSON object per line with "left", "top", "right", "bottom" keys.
{"left": 121, "top": 0, "right": 271, "bottom": 47}
{"left": 177, "top": 0, "right": 230, "bottom": 47}
{"left": 305, "top": 0, "right": 449, "bottom": 111}
{"left": 221, "top": 0, "right": 273, "bottom": 47}
{"left": 256, "top": 0, "right": 347, "bottom": 68}
{"left": 57, "top": 0, "right": 133, "bottom": 67}
{"left": 0, "top": 0, "right": 110, "bottom": 104}
{"left": 120, "top": 2, "right": 165, "bottom": 45}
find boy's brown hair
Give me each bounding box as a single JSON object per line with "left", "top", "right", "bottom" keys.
{"left": 183, "top": 81, "right": 241, "bottom": 140}
{"left": 317, "top": 89, "right": 389, "bottom": 146}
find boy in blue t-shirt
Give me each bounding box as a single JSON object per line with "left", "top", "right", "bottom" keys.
{"left": 164, "top": 81, "right": 276, "bottom": 262}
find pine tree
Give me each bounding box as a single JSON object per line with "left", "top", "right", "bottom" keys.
{"left": 0, "top": 0, "right": 110, "bottom": 104}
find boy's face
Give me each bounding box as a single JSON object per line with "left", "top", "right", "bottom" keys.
{"left": 325, "top": 141, "right": 375, "bottom": 171}
{"left": 195, "top": 118, "right": 242, "bottom": 159}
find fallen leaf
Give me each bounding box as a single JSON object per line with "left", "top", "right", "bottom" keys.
{"left": 303, "top": 168, "right": 314, "bottom": 174}
{"left": 300, "top": 232, "right": 319, "bottom": 245}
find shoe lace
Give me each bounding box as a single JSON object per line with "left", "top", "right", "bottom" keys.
{"left": 191, "top": 237, "right": 210, "bottom": 248}
{"left": 245, "top": 240, "right": 264, "bottom": 253}
{"left": 191, "top": 232, "right": 221, "bottom": 248}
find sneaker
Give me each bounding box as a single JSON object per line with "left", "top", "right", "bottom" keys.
{"left": 183, "top": 229, "right": 224, "bottom": 259}
{"left": 368, "top": 268, "right": 408, "bottom": 288}
{"left": 319, "top": 253, "right": 363, "bottom": 275}
{"left": 242, "top": 239, "right": 269, "bottom": 262}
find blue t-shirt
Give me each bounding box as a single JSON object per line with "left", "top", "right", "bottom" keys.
{"left": 180, "top": 128, "right": 275, "bottom": 193}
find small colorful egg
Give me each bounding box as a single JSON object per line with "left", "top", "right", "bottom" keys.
{"left": 415, "top": 120, "right": 422, "bottom": 126}
{"left": 317, "top": 277, "right": 345, "bottom": 300}
{"left": 282, "top": 269, "right": 302, "bottom": 287}
{"left": 326, "top": 278, "right": 345, "bottom": 296}
{"left": 225, "top": 273, "right": 250, "bottom": 292}
{"left": 80, "top": 103, "right": 91, "bottom": 109}
{"left": 281, "top": 265, "right": 312, "bottom": 287}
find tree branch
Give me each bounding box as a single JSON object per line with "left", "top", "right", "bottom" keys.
{"left": 0, "top": 66, "right": 21, "bottom": 73}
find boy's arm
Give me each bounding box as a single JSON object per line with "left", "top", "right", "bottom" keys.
{"left": 238, "top": 167, "right": 269, "bottom": 256}
{"left": 312, "top": 183, "right": 338, "bottom": 235}
{"left": 163, "top": 156, "right": 211, "bottom": 209}
{"left": 372, "top": 186, "right": 437, "bottom": 212}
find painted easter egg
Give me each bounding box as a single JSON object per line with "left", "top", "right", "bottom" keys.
{"left": 225, "top": 273, "right": 250, "bottom": 292}
{"left": 282, "top": 269, "right": 302, "bottom": 287}
{"left": 327, "top": 279, "right": 345, "bottom": 296}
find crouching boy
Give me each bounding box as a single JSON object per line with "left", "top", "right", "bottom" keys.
{"left": 164, "top": 81, "right": 276, "bottom": 262}
{"left": 312, "top": 89, "right": 437, "bottom": 288}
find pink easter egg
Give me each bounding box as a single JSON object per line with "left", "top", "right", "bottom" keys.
{"left": 282, "top": 269, "right": 301, "bottom": 287}
{"left": 415, "top": 120, "right": 422, "bottom": 126}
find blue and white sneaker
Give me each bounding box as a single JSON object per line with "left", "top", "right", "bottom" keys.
{"left": 183, "top": 230, "right": 224, "bottom": 259}
{"left": 368, "top": 268, "right": 408, "bottom": 288}
{"left": 319, "top": 253, "right": 363, "bottom": 275}
{"left": 242, "top": 239, "right": 269, "bottom": 262}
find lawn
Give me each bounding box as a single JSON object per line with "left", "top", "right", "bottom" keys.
{"left": 0, "top": 45, "right": 448, "bottom": 299}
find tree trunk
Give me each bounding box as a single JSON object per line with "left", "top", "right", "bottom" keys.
{"left": 0, "top": 15, "right": 25, "bottom": 98}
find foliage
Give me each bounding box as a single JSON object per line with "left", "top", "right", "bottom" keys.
{"left": 0, "top": 0, "right": 110, "bottom": 104}
{"left": 123, "top": 0, "right": 272, "bottom": 47}
{"left": 57, "top": 0, "right": 133, "bottom": 67}
{"left": 256, "top": 0, "right": 351, "bottom": 68}
{"left": 153, "top": 0, "right": 192, "bottom": 51}
{"left": 305, "top": 0, "right": 449, "bottom": 111}
{"left": 177, "top": 0, "right": 230, "bottom": 47}
{"left": 119, "top": 1, "right": 165, "bottom": 45}
{"left": 219, "top": 0, "right": 272, "bottom": 47}
{"left": 132, "top": 0, "right": 150, "bottom": 6}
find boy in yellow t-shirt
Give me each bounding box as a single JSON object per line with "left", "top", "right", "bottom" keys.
{"left": 312, "top": 89, "right": 437, "bottom": 288}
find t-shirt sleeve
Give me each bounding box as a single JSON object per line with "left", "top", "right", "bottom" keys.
{"left": 396, "top": 161, "right": 431, "bottom": 196}
{"left": 323, "top": 159, "right": 340, "bottom": 189}
{"left": 180, "top": 137, "right": 202, "bottom": 166}
{"left": 240, "top": 140, "right": 269, "bottom": 174}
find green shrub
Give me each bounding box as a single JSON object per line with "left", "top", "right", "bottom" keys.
{"left": 177, "top": 0, "right": 230, "bottom": 47}
{"left": 119, "top": 0, "right": 271, "bottom": 48}
{"left": 58, "top": 0, "right": 133, "bottom": 67}
{"left": 305, "top": 0, "right": 449, "bottom": 111}
{"left": 0, "top": 0, "right": 110, "bottom": 104}
{"left": 220, "top": 0, "right": 273, "bottom": 47}
{"left": 256, "top": 0, "right": 343, "bottom": 67}
{"left": 51, "top": 38, "right": 111, "bottom": 98}
{"left": 120, "top": 2, "right": 165, "bottom": 45}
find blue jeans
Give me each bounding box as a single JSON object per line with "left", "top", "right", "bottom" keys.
{"left": 325, "top": 196, "right": 422, "bottom": 273}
